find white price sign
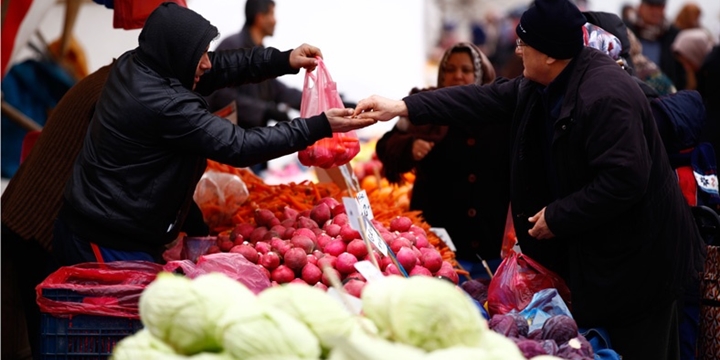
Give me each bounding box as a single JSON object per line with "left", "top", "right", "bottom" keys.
{"left": 342, "top": 196, "right": 362, "bottom": 232}
{"left": 355, "top": 190, "right": 374, "bottom": 220}
{"left": 430, "top": 227, "right": 456, "bottom": 252}
{"left": 353, "top": 260, "right": 385, "bottom": 282}
{"left": 363, "top": 217, "right": 388, "bottom": 256}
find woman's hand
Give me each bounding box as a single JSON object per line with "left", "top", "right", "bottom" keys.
{"left": 412, "top": 139, "right": 434, "bottom": 161}
{"left": 353, "top": 95, "right": 408, "bottom": 121}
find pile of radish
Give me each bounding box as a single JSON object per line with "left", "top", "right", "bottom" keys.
{"left": 204, "top": 197, "right": 458, "bottom": 297}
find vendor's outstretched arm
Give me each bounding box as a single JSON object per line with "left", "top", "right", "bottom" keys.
{"left": 353, "top": 95, "right": 408, "bottom": 121}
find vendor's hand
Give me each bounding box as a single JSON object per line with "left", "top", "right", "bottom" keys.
{"left": 412, "top": 139, "right": 434, "bottom": 161}
{"left": 325, "top": 108, "right": 376, "bottom": 133}
{"left": 353, "top": 95, "right": 408, "bottom": 121}
{"left": 289, "top": 43, "right": 323, "bottom": 71}
{"left": 528, "top": 207, "right": 555, "bottom": 240}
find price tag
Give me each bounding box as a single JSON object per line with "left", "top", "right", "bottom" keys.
{"left": 353, "top": 260, "right": 385, "bottom": 283}
{"left": 363, "top": 217, "right": 388, "bottom": 256}
{"left": 355, "top": 190, "right": 374, "bottom": 220}
{"left": 342, "top": 197, "right": 362, "bottom": 232}
{"left": 338, "top": 164, "right": 359, "bottom": 193}
{"left": 430, "top": 227, "right": 456, "bottom": 252}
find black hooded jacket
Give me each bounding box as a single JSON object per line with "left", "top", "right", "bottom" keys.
{"left": 60, "top": 3, "right": 332, "bottom": 253}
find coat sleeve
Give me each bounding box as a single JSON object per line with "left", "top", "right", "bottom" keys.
{"left": 544, "top": 93, "right": 653, "bottom": 237}
{"left": 193, "top": 47, "right": 297, "bottom": 96}
{"left": 403, "top": 77, "right": 518, "bottom": 127}
{"left": 156, "top": 96, "right": 332, "bottom": 168}
{"left": 375, "top": 125, "right": 416, "bottom": 184}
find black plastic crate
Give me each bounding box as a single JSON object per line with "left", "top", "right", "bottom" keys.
{"left": 40, "top": 288, "right": 143, "bottom": 360}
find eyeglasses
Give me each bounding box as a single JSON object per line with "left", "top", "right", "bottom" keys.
{"left": 516, "top": 38, "right": 527, "bottom": 48}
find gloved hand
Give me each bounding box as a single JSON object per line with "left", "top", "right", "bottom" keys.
{"left": 263, "top": 102, "right": 291, "bottom": 122}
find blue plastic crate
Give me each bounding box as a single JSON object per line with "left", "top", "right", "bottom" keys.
{"left": 40, "top": 288, "right": 143, "bottom": 360}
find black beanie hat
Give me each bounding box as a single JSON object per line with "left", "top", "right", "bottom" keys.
{"left": 516, "top": 0, "right": 587, "bottom": 59}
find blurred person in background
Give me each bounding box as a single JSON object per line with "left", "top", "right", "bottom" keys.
{"left": 204, "top": 0, "right": 300, "bottom": 175}
{"left": 674, "top": 2, "right": 702, "bottom": 31}
{"left": 671, "top": 28, "right": 717, "bottom": 90}
{"left": 628, "top": 0, "right": 685, "bottom": 89}
{"left": 694, "top": 38, "right": 720, "bottom": 159}
{"left": 375, "top": 42, "right": 509, "bottom": 281}
{"left": 628, "top": 28, "right": 677, "bottom": 96}
{"left": 621, "top": 3, "right": 637, "bottom": 28}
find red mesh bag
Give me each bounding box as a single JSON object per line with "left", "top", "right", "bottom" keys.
{"left": 297, "top": 58, "right": 360, "bottom": 169}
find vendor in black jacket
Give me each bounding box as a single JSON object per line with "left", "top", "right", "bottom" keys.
{"left": 353, "top": 0, "right": 704, "bottom": 359}
{"left": 53, "top": 3, "right": 375, "bottom": 266}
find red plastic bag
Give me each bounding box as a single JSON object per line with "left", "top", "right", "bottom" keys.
{"left": 297, "top": 58, "right": 360, "bottom": 169}
{"left": 113, "top": 0, "right": 187, "bottom": 30}
{"left": 163, "top": 253, "right": 271, "bottom": 294}
{"left": 193, "top": 170, "right": 249, "bottom": 232}
{"left": 501, "top": 205, "right": 518, "bottom": 259}
{"left": 36, "top": 261, "right": 164, "bottom": 319}
{"left": 487, "top": 252, "right": 572, "bottom": 316}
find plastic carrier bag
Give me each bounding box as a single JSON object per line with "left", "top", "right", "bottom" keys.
{"left": 193, "top": 170, "right": 249, "bottom": 232}
{"left": 487, "top": 252, "right": 572, "bottom": 316}
{"left": 297, "top": 58, "right": 360, "bottom": 168}
{"left": 163, "top": 253, "right": 271, "bottom": 295}
{"left": 36, "top": 261, "right": 163, "bottom": 319}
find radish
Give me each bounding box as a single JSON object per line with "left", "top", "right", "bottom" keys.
{"left": 379, "top": 256, "right": 393, "bottom": 271}
{"left": 385, "top": 264, "right": 401, "bottom": 276}
{"left": 331, "top": 213, "right": 349, "bottom": 226}
{"left": 232, "top": 223, "right": 255, "bottom": 240}
{"left": 262, "top": 229, "right": 281, "bottom": 242}
{"left": 282, "top": 227, "right": 296, "bottom": 240}
{"left": 298, "top": 209, "right": 311, "bottom": 218}
{"left": 312, "top": 250, "right": 324, "bottom": 259}
{"left": 396, "top": 247, "right": 417, "bottom": 272}
{"left": 306, "top": 254, "right": 318, "bottom": 265}
{"left": 284, "top": 247, "right": 308, "bottom": 272}
{"left": 295, "top": 216, "right": 319, "bottom": 229}
{"left": 317, "top": 196, "right": 340, "bottom": 210}
{"left": 421, "top": 249, "right": 443, "bottom": 273}
{"left": 257, "top": 265, "right": 271, "bottom": 279}
{"left": 323, "top": 223, "right": 342, "bottom": 237}
{"left": 269, "top": 238, "right": 285, "bottom": 252}
{"left": 270, "top": 225, "right": 286, "bottom": 237}
{"left": 314, "top": 282, "right": 328, "bottom": 291}
{"left": 290, "top": 235, "right": 315, "bottom": 254}
{"left": 339, "top": 225, "right": 361, "bottom": 242}
{"left": 408, "top": 225, "right": 427, "bottom": 237}
{"left": 330, "top": 204, "right": 346, "bottom": 218}
{"left": 435, "top": 261, "right": 459, "bottom": 284}
{"left": 230, "top": 244, "right": 258, "bottom": 264}
{"left": 281, "top": 218, "right": 296, "bottom": 229}
{"left": 290, "top": 278, "right": 308, "bottom": 285}
{"left": 301, "top": 263, "right": 322, "bottom": 285}
{"left": 217, "top": 237, "right": 234, "bottom": 252}
{"left": 271, "top": 265, "right": 295, "bottom": 284}
{"left": 390, "top": 216, "right": 413, "bottom": 232}
{"left": 415, "top": 234, "right": 430, "bottom": 248}
{"left": 321, "top": 268, "right": 342, "bottom": 287}
{"left": 274, "top": 241, "right": 291, "bottom": 258}
{"left": 346, "top": 239, "right": 368, "bottom": 259}
{"left": 317, "top": 255, "right": 337, "bottom": 270}
{"left": 259, "top": 252, "right": 280, "bottom": 270}
{"left": 254, "top": 208, "right": 276, "bottom": 227}
{"left": 310, "top": 203, "right": 332, "bottom": 226}
{"left": 365, "top": 251, "right": 381, "bottom": 267}
{"left": 316, "top": 233, "right": 333, "bottom": 250}
{"left": 412, "top": 246, "right": 423, "bottom": 260}
{"left": 232, "top": 234, "right": 245, "bottom": 247}
{"left": 249, "top": 226, "right": 268, "bottom": 244}
{"left": 312, "top": 227, "right": 324, "bottom": 237}
{"left": 371, "top": 219, "right": 384, "bottom": 229}
{"left": 409, "top": 265, "right": 432, "bottom": 277}
{"left": 292, "top": 228, "right": 317, "bottom": 241}
{"left": 345, "top": 272, "right": 366, "bottom": 282}
{"left": 343, "top": 279, "right": 366, "bottom": 298}
{"left": 254, "top": 241, "right": 270, "bottom": 254}
{"left": 323, "top": 240, "right": 346, "bottom": 257}
{"left": 206, "top": 245, "right": 220, "bottom": 254}
{"left": 336, "top": 252, "right": 358, "bottom": 274}
{"left": 390, "top": 238, "right": 412, "bottom": 253}
{"left": 381, "top": 231, "right": 396, "bottom": 244}
{"left": 267, "top": 217, "right": 281, "bottom": 227}
{"left": 399, "top": 232, "right": 417, "bottom": 245}
{"left": 281, "top": 206, "right": 299, "bottom": 221}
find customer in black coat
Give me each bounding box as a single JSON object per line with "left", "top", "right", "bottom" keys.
{"left": 353, "top": 1, "right": 704, "bottom": 359}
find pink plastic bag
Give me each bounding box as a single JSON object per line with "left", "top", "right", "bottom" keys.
{"left": 36, "top": 261, "right": 164, "bottom": 319}
{"left": 297, "top": 58, "right": 360, "bottom": 168}
{"left": 163, "top": 253, "right": 270, "bottom": 294}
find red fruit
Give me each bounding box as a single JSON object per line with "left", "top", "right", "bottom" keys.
{"left": 268, "top": 217, "right": 281, "bottom": 227}
{"left": 298, "top": 149, "right": 312, "bottom": 167}
{"left": 271, "top": 265, "right": 295, "bottom": 284}
{"left": 396, "top": 247, "right": 417, "bottom": 272}
{"left": 346, "top": 239, "right": 368, "bottom": 259}
{"left": 284, "top": 247, "right": 308, "bottom": 272}
{"left": 323, "top": 240, "right": 346, "bottom": 257}
{"left": 415, "top": 234, "right": 430, "bottom": 248}
{"left": 295, "top": 216, "right": 319, "bottom": 230}
{"left": 290, "top": 235, "right": 315, "bottom": 254}
{"left": 389, "top": 216, "right": 413, "bottom": 232}
{"left": 323, "top": 223, "right": 342, "bottom": 237}
{"left": 331, "top": 213, "right": 349, "bottom": 226}
{"left": 365, "top": 251, "right": 381, "bottom": 267}
{"left": 409, "top": 265, "right": 432, "bottom": 276}
{"left": 435, "top": 261, "right": 459, "bottom": 284}
{"left": 233, "top": 235, "right": 246, "bottom": 247}
{"left": 298, "top": 209, "right": 311, "bottom": 218}
{"left": 385, "top": 264, "right": 401, "bottom": 276}
{"left": 206, "top": 245, "right": 220, "bottom": 254}
{"left": 345, "top": 271, "right": 366, "bottom": 282}
{"left": 290, "top": 278, "right": 308, "bottom": 285}
{"left": 254, "top": 241, "right": 271, "bottom": 254}
{"left": 390, "top": 238, "right": 412, "bottom": 253}
{"left": 343, "top": 279, "right": 366, "bottom": 298}
{"left": 412, "top": 246, "right": 423, "bottom": 260}
{"left": 254, "top": 208, "right": 276, "bottom": 227}
{"left": 381, "top": 231, "right": 396, "bottom": 244}
{"left": 339, "top": 224, "right": 361, "bottom": 242}
{"left": 317, "top": 196, "right": 340, "bottom": 210}
{"left": 321, "top": 267, "right": 342, "bottom": 287}
{"left": 230, "top": 244, "right": 259, "bottom": 264}
{"left": 421, "top": 249, "right": 443, "bottom": 273}
{"left": 314, "top": 282, "right": 328, "bottom": 291}
{"left": 282, "top": 227, "right": 296, "bottom": 240}
{"left": 281, "top": 207, "right": 299, "bottom": 222}
{"left": 269, "top": 238, "right": 286, "bottom": 252}
{"left": 331, "top": 204, "right": 346, "bottom": 218}
{"left": 408, "top": 225, "right": 426, "bottom": 237}
{"left": 399, "top": 232, "right": 417, "bottom": 245}
{"left": 249, "top": 227, "right": 268, "bottom": 244}
{"left": 317, "top": 255, "right": 337, "bottom": 271}
{"left": 312, "top": 250, "right": 324, "bottom": 259}
{"left": 336, "top": 252, "right": 359, "bottom": 274}
{"left": 259, "top": 252, "right": 280, "bottom": 270}
{"left": 281, "top": 218, "right": 296, "bottom": 228}
{"left": 301, "top": 263, "right": 322, "bottom": 285}
{"left": 316, "top": 233, "right": 333, "bottom": 250}
{"left": 270, "top": 225, "right": 286, "bottom": 238}
{"left": 310, "top": 203, "right": 332, "bottom": 227}
{"left": 233, "top": 223, "right": 255, "bottom": 240}
{"left": 218, "top": 239, "right": 234, "bottom": 252}
{"left": 379, "top": 256, "right": 393, "bottom": 271}
{"left": 258, "top": 265, "right": 271, "bottom": 279}
{"left": 306, "top": 254, "right": 318, "bottom": 265}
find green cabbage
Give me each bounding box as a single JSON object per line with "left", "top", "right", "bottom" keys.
{"left": 361, "top": 275, "right": 486, "bottom": 352}
{"left": 218, "top": 304, "right": 321, "bottom": 359}
{"left": 477, "top": 328, "right": 526, "bottom": 359}
{"left": 258, "top": 284, "right": 369, "bottom": 355}
{"left": 139, "top": 272, "right": 257, "bottom": 355}
{"left": 327, "top": 330, "right": 426, "bottom": 360}
{"left": 424, "top": 346, "right": 491, "bottom": 360}
{"left": 111, "top": 329, "right": 176, "bottom": 359}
